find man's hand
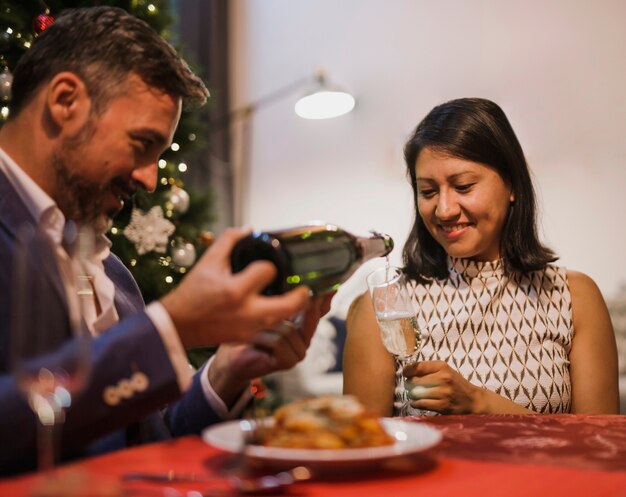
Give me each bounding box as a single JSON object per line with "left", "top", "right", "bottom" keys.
{"left": 160, "top": 228, "right": 311, "bottom": 348}
{"left": 207, "top": 293, "right": 334, "bottom": 407}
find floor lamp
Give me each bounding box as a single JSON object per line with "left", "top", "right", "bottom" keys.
{"left": 215, "top": 70, "right": 356, "bottom": 226}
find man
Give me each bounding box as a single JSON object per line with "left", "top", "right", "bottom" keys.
{"left": 0, "top": 6, "right": 331, "bottom": 475}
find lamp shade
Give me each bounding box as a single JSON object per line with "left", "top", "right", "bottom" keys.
{"left": 295, "top": 89, "right": 355, "bottom": 119}
{"left": 223, "top": 70, "right": 356, "bottom": 227}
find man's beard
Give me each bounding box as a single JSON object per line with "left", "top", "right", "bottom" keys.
{"left": 51, "top": 153, "right": 116, "bottom": 235}
{"left": 51, "top": 130, "right": 133, "bottom": 235}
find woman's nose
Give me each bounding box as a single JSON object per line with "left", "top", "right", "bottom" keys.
{"left": 435, "top": 191, "right": 460, "bottom": 220}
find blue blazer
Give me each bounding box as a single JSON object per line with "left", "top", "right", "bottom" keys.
{"left": 0, "top": 168, "right": 223, "bottom": 475}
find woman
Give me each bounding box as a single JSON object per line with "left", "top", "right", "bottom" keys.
{"left": 344, "top": 98, "right": 619, "bottom": 415}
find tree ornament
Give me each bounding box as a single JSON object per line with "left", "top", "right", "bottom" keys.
{"left": 163, "top": 185, "right": 190, "bottom": 217}
{"left": 123, "top": 206, "right": 175, "bottom": 255}
{"left": 251, "top": 378, "right": 268, "bottom": 400}
{"left": 0, "top": 65, "right": 12, "bottom": 102}
{"left": 33, "top": 10, "right": 55, "bottom": 35}
{"left": 170, "top": 238, "right": 197, "bottom": 268}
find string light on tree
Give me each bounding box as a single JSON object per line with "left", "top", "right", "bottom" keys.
{"left": 0, "top": 64, "right": 12, "bottom": 102}
{"left": 1, "top": 26, "right": 12, "bottom": 44}
{"left": 0, "top": 61, "right": 11, "bottom": 120}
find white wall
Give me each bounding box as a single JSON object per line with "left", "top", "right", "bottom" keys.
{"left": 228, "top": 0, "right": 626, "bottom": 311}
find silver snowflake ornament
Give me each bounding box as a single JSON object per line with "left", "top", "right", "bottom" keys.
{"left": 123, "top": 206, "right": 176, "bottom": 255}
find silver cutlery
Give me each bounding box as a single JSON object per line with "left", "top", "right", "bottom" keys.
{"left": 122, "top": 471, "right": 210, "bottom": 483}
{"left": 123, "top": 465, "right": 311, "bottom": 494}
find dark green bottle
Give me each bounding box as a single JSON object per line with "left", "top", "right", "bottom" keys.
{"left": 230, "top": 223, "right": 394, "bottom": 295}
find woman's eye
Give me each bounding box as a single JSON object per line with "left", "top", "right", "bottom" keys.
{"left": 455, "top": 183, "right": 474, "bottom": 192}
{"left": 418, "top": 189, "right": 436, "bottom": 198}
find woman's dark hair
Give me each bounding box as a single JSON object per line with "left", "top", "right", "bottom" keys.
{"left": 9, "top": 6, "right": 208, "bottom": 119}
{"left": 402, "top": 97, "right": 556, "bottom": 282}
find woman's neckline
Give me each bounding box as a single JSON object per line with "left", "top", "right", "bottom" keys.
{"left": 448, "top": 256, "right": 505, "bottom": 279}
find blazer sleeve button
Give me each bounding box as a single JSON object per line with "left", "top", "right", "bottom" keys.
{"left": 131, "top": 371, "right": 149, "bottom": 392}
{"left": 103, "top": 386, "right": 120, "bottom": 406}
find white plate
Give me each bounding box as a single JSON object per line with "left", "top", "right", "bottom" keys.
{"left": 202, "top": 418, "right": 441, "bottom": 466}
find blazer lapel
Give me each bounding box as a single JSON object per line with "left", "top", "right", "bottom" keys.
{"left": 0, "top": 167, "right": 71, "bottom": 345}
{"left": 103, "top": 255, "right": 145, "bottom": 319}
{"left": 0, "top": 165, "right": 37, "bottom": 239}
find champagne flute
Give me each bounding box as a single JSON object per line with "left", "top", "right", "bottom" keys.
{"left": 9, "top": 224, "right": 93, "bottom": 473}
{"left": 366, "top": 266, "right": 422, "bottom": 416}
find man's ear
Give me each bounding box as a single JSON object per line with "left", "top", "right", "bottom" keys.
{"left": 46, "top": 71, "right": 91, "bottom": 132}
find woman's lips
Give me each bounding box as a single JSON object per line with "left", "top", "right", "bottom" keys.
{"left": 438, "top": 223, "right": 471, "bottom": 240}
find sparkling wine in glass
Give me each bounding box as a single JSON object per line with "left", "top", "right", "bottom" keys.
{"left": 9, "top": 225, "right": 93, "bottom": 473}
{"left": 366, "top": 266, "right": 422, "bottom": 416}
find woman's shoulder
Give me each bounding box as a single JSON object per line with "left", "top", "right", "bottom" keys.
{"left": 564, "top": 270, "right": 613, "bottom": 341}
{"left": 565, "top": 269, "right": 603, "bottom": 301}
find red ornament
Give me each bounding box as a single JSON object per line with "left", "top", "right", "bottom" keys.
{"left": 251, "top": 378, "right": 268, "bottom": 400}
{"left": 33, "top": 11, "right": 55, "bottom": 35}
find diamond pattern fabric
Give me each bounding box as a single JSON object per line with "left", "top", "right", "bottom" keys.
{"left": 398, "top": 257, "right": 572, "bottom": 415}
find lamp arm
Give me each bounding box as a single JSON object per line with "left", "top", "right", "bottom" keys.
{"left": 211, "top": 73, "right": 318, "bottom": 130}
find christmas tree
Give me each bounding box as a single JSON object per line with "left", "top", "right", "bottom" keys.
{"left": 0, "top": 0, "right": 215, "bottom": 307}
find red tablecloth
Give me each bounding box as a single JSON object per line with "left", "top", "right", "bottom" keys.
{"left": 419, "top": 413, "right": 626, "bottom": 471}
{"left": 1, "top": 414, "right": 625, "bottom": 497}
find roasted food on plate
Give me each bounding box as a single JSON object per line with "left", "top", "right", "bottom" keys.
{"left": 257, "top": 395, "right": 394, "bottom": 449}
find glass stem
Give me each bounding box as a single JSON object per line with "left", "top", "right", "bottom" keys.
{"left": 36, "top": 405, "right": 63, "bottom": 471}
{"left": 37, "top": 419, "right": 55, "bottom": 471}
{"left": 396, "top": 357, "right": 411, "bottom": 417}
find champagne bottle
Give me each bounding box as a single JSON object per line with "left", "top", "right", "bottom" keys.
{"left": 231, "top": 222, "right": 394, "bottom": 295}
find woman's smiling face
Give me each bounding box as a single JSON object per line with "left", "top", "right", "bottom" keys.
{"left": 415, "top": 147, "right": 514, "bottom": 262}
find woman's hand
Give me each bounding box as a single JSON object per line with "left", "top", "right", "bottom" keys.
{"left": 403, "top": 360, "right": 535, "bottom": 414}
{"left": 402, "top": 360, "right": 483, "bottom": 414}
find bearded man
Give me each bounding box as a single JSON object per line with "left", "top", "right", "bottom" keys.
{"left": 0, "top": 6, "right": 330, "bottom": 475}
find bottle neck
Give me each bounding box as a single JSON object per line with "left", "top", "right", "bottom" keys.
{"left": 357, "top": 233, "right": 394, "bottom": 262}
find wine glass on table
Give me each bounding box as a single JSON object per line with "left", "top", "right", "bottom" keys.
{"left": 366, "top": 266, "right": 422, "bottom": 417}
{"left": 9, "top": 225, "right": 93, "bottom": 476}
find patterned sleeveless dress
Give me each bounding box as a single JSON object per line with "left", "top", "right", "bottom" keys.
{"left": 396, "top": 257, "right": 573, "bottom": 415}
